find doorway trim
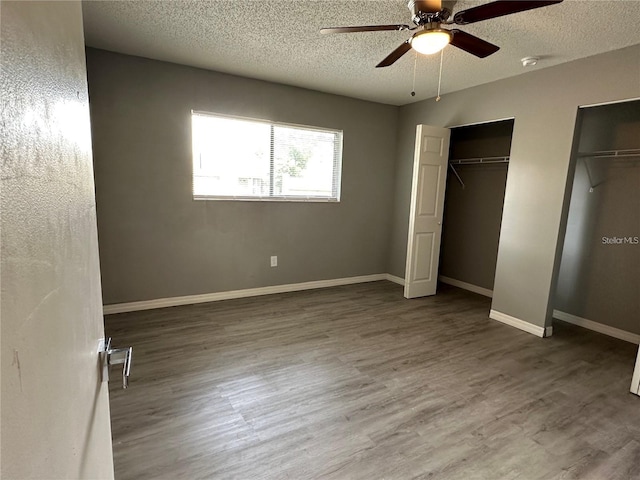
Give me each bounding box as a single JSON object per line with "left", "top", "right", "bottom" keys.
{"left": 631, "top": 347, "right": 640, "bottom": 396}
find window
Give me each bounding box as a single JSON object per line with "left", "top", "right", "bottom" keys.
{"left": 192, "top": 112, "right": 343, "bottom": 201}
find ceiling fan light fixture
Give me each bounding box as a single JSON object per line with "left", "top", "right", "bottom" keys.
{"left": 410, "top": 29, "right": 451, "bottom": 55}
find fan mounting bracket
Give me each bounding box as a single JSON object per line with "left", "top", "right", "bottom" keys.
{"left": 408, "top": 0, "right": 454, "bottom": 26}
{"left": 412, "top": 8, "right": 451, "bottom": 26}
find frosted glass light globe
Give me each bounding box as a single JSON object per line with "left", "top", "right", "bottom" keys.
{"left": 411, "top": 30, "right": 451, "bottom": 55}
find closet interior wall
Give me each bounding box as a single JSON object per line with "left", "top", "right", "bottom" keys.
{"left": 439, "top": 119, "right": 514, "bottom": 293}
{"left": 554, "top": 100, "right": 640, "bottom": 336}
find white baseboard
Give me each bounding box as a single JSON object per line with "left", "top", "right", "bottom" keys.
{"left": 103, "top": 274, "right": 389, "bottom": 315}
{"left": 489, "top": 309, "right": 549, "bottom": 338}
{"left": 438, "top": 276, "right": 493, "bottom": 298}
{"left": 385, "top": 274, "right": 405, "bottom": 286}
{"left": 552, "top": 310, "right": 640, "bottom": 345}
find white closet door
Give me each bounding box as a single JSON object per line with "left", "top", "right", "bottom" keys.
{"left": 404, "top": 124, "right": 450, "bottom": 299}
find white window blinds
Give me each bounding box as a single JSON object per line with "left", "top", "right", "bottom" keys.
{"left": 192, "top": 112, "right": 342, "bottom": 201}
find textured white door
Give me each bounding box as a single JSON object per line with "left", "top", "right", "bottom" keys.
{"left": 1, "top": 2, "right": 115, "bottom": 478}
{"left": 404, "top": 125, "right": 450, "bottom": 299}
{"left": 631, "top": 347, "right": 640, "bottom": 396}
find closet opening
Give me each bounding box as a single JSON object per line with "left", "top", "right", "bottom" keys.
{"left": 438, "top": 118, "right": 514, "bottom": 297}
{"left": 553, "top": 98, "right": 640, "bottom": 344}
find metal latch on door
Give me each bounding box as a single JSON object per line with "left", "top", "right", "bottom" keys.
{"left": 100, "top": 338, "right": 132, "bottom": 389}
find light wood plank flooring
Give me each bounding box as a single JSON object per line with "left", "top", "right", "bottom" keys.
{"left": 106, "top": 281, "right": 640, "bottom": 479}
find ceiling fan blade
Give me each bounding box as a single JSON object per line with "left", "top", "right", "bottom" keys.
{"left": 376, "top": 40, "right": 412, "bottom": 68}
{"left": 453, "top": 0, "right": 563, "bottom": 25}
{"left": 449, "top": 29, "right": 500, "bottom": 58}
{"left": 320, "top": 24, "right": 410, "bottom": 34}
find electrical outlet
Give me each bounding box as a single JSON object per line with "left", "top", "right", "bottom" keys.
{"left": 270, "top": 255, "right": 278, "bottom": 267}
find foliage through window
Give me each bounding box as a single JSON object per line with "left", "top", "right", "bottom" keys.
{"left": 192, "top": 112, "right": 343, "bottom": 201}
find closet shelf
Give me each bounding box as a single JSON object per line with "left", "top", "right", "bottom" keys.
{"left": 578, "top": 148, "right": 640, "bottom": 193}
{"left": 447, "top": 156, "right": 509, "bottom": 189}
{"left": 577, "top": 148, "right": 640, "bottom": 159}
{"left": 449, "top": 156, "right": 510, "bottom": 165}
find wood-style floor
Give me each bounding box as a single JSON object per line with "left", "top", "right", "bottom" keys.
{"left": 106, "top": 281, "right": 640, "bottom": 480}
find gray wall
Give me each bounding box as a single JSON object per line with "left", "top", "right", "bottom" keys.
{"left": 388, "top": 45, "right": 640, "bottom": 329}
{"left": 440, "top": 121, "right": 513, "bottom": 291}
{"left": 1, "top": 2, "right": 114, "bottom": 478}
{"left": 554, "top": 101, "right": 640, "bottom": 334}
{"left": 86, "top": 48, "right": 398, "bottom": 305}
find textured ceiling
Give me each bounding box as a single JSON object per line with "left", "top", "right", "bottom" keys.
{"left": 82, "top": 0, "right": 640, "bottom": 106}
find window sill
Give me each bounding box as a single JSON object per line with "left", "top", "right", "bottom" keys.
{"left": 193, "top": 195, "right": 340, "bottom": 203}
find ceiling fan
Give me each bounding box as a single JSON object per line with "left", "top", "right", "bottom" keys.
{"left": 320, "top": 0, "right": 563, "bottom": 67}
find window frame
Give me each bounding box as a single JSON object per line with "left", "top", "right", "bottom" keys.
{"left": 191, "top": 111, "right": 343, "bottom": 203}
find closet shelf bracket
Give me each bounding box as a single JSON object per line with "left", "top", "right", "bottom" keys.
{"left": 449, "top": 163, "right": 465, "bottom": 189}
{"left": 583, "top": 158, "right": 596, "bottom": 193}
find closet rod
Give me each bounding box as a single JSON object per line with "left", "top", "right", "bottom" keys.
{"left": 577, "top": 148, "right": 640, "bottom": 159}
{"left": 579, "top": 148, "right": 640, "bottom": 193}
{"left": 449, "top": 156, "right": 510, "bottom": 165}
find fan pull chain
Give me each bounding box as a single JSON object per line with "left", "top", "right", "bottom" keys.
{"left": 411, "top": 51, "right": 417, "bottom": 97}
{"left": 436, "top": 49, "right": 444, "bottom": 102}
